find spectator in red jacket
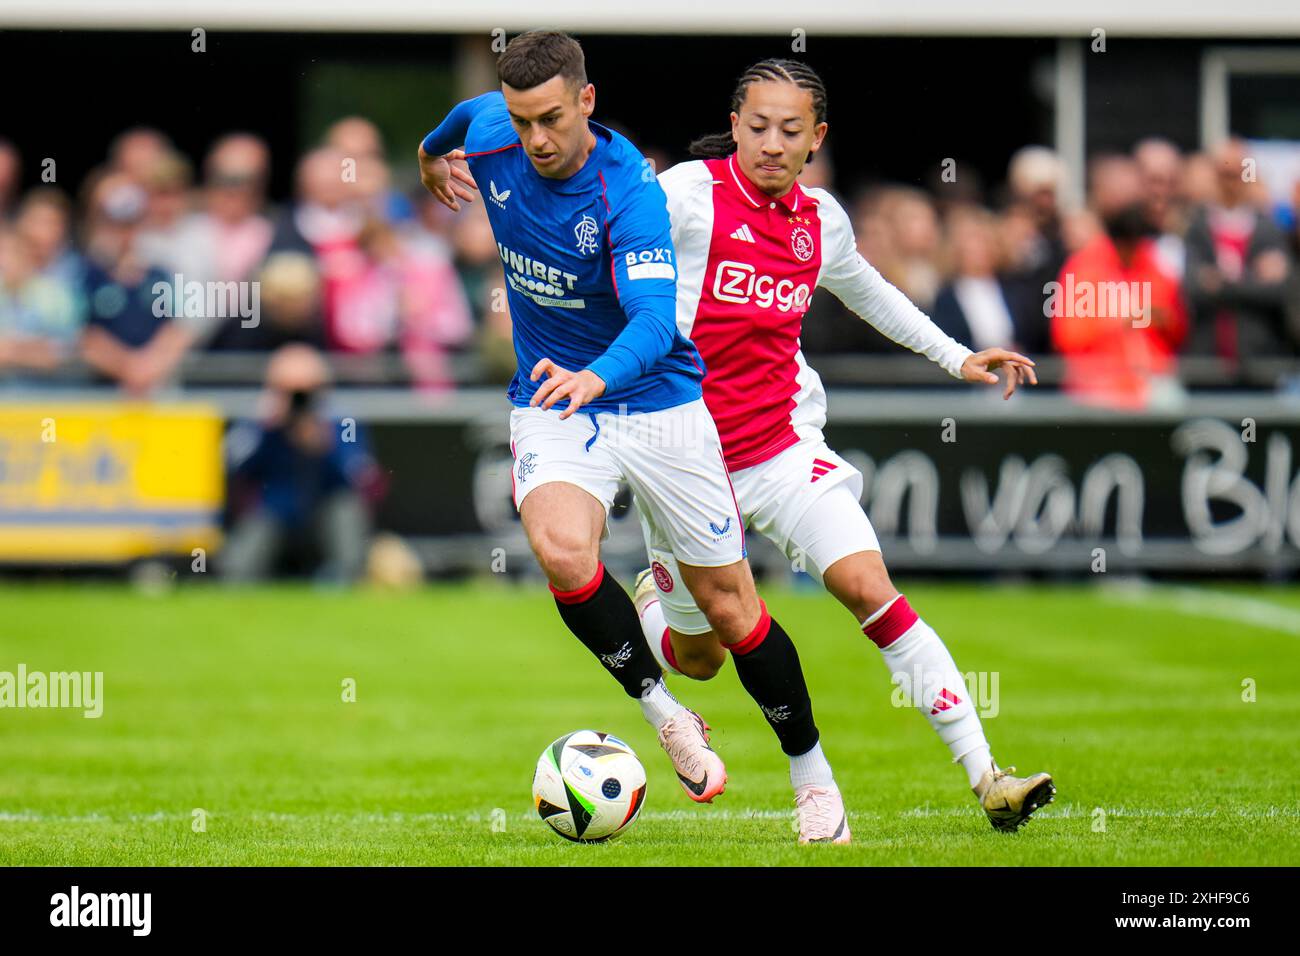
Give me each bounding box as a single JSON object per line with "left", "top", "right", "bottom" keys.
{"left": 1051, "top": 155, "right": 1187, "bottom": 410}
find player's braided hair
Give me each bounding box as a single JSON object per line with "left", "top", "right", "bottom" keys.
{"left": 688, "top": 58, "right": 828, "bottom": 160}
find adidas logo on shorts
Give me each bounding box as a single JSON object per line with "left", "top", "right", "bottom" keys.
{"left": 811, "top": 458, "right": 838, "bottom": 483}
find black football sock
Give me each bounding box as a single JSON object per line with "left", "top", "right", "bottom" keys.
{"left": 552, "top": 563, "right": 666, "bottom": 699}
{"left": 727, "top": 601, "right": 820, "bottom": 756}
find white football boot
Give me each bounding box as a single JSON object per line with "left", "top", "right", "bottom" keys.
{"left": 795, "top": 782, "right": 851, "bottom": 844}
{"left": 657, "top": 708, "right": 727, "bottom": 803}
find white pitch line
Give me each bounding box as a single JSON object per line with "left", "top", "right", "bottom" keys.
{"left": 1100, "top": 583, "right": 1300, "bottom": 637}
{"left": 1, "top": 804, "right": 1296, "bottom": 825}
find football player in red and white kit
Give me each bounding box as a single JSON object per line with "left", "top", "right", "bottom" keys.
{"left": 633, "top": 59, "right": 1056, "bottom": 832}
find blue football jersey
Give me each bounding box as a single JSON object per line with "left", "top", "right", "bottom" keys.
{"left": 422, "top": 92, "right": 704, "bottom": 413}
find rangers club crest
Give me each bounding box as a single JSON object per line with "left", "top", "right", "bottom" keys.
{"left": 600, "top": 641, "right": 633, "bottom": 669}
{"left": 790, "top": 225, "right": 815, "bottom": 262}
{"left": 574, "top": 215, "right": 600, "bottom": 255}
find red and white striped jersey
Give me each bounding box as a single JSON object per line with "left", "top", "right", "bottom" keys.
{"left": 660, "top": 156, "right": 972, "bottom": 471}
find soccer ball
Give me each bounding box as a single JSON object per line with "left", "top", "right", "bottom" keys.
{"left": 532, "top": 730, "right": 647, "bottom": 842}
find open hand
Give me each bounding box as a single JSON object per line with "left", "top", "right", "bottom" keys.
{"left": 418, "top": 146, "right": 479, "bottom": 211}
{"left": 960, "top": 348, "right": 1037, "bottom": 400}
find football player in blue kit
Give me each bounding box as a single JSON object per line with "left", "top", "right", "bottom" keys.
{"left": 418, "top": 30, "right": 852, "bottom": 841}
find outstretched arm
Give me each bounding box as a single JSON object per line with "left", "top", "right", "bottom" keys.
{"left": 420, "top": 92, "right": 498, "bottom": 156}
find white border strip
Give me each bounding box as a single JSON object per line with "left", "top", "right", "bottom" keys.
{"left": 4, "top": 1, "right": 1300, "bottom": 35}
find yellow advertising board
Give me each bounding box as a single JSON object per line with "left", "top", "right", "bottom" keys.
{"left": 0, "top": 403, "right": 224, "bottom": 562}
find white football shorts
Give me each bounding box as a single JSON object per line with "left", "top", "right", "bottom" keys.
{"left": 509, "top": 398, "right": 745, "bottom": 568}
{"left": 640, "top": 434, "right": 880, "bottom": 634}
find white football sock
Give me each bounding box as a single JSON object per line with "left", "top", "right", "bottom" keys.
{"left": 638, "top": 676, "right": 684, "bottom": 729}
{"left": 638, "top": 597, "right": 682, "bottom": 676}
{"left": 874, "top": 613, "right": 995, "bottom": 789}
{"left": 960, "top": 744, "right": 996, "bottom": 789}
{"left": 789, "top": 739, "right": 835, "bottom": 789}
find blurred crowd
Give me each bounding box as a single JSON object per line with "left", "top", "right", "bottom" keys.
{"left": 3, "top": 122, "right": 1300, "bottom": 409}
{"left": 0, "top": 120, "right": 510, "bottom": 396}
{"left": 797, "top": 138, "right": 1300, "bottom": 409}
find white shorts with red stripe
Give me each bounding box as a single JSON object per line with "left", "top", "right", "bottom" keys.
{"left": 509, "top": 398, "right": 745, "bottom": 568}
{"left": 639, "top": 434, "right": 879, "bottom": 635}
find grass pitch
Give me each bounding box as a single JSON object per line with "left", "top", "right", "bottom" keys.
{"left": 1, "top": 580, "right": 1297, "bottom": 866}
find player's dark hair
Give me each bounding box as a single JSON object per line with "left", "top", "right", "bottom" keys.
{"left": 688, "top": 59, "right": 828, "bottom": 161}
{"left": 497, "top": 31, "right": 587, "bottom": 92}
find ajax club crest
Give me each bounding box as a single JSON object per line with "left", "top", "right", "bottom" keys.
{"left": 790, "top": 225, "right": 815, "bottom": 263}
